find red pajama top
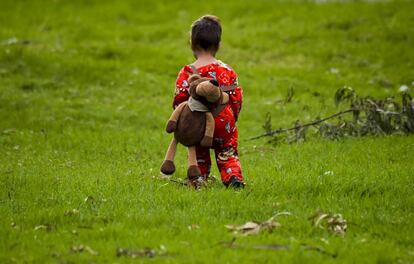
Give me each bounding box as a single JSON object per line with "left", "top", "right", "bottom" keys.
{"left": 173, "top": 61, "right": 243, "bottom": 121}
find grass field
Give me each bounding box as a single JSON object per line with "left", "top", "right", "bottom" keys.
{"left": 1, "top": 0, "right": 414, "bottom": 263}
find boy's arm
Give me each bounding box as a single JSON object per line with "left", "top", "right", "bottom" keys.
{"left": 228, "top": 70, "right": 243, "bottom": 121}
{"left": 173, "top": 67, "right": 190, "bottom": 109}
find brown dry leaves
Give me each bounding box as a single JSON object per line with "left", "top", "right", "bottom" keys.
{"left": 70, "top": 245, "right": 98, "bottom": 256}
{"left": 225, "top": 217, "right": 281, "bottom": 236}
{"left": 309, "top": 210, "right": 347, "bottom": 235}
{"left": 64, "top": 209, "right": 80, "bottom": 216}
{"left": 34, "top": 223, "right": 55, "bottom": 232}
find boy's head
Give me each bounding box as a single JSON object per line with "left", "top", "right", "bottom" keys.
{"left": 191, "top": 15, "right": 221, "bottom": 56}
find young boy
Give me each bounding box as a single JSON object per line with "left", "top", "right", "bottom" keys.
{"left": 173, "top": 15, "right": 245, "bottom": 188}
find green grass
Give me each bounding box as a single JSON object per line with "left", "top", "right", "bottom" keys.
{"left": 1, "top": 0, "right": 414, "bottom": 263}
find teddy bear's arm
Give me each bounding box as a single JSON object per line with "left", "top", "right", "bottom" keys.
{"left": 200, "top": 112, "right": 214, "bottom": 147}
{"left": 166, "top": 102, "right": 187, "bottom": 133}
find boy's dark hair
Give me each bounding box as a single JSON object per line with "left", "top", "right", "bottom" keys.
{"left": 191, "top": 15, "right": 222, "bottom": 55}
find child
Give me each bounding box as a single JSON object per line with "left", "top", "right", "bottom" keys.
{"left": 173, "top": 15, "right": 245, "bottom": 188}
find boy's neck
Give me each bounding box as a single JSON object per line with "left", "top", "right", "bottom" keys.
{"left": 193, "top": 51, "right": 218, "bottom": 68}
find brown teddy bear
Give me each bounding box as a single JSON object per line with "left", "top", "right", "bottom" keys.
{"left": 160, "top": 74, "right": 229, "bottom": 188}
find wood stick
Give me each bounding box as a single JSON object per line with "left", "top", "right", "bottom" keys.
{"left": 249, "top": 108, "right": 355, "bottom": 140}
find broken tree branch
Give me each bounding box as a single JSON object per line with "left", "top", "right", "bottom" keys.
{"left": 249, "top": 108, "right": 355, "bottom": 140}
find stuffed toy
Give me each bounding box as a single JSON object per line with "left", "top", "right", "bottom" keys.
{"left": 160, "top": 74, "right": 229, "bottom": 188}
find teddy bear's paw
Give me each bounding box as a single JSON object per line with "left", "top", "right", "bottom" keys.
{"left": 166, "top": 120, "right": 177, "bottom": 133}
{"left": 200, "top": 136, "right": 213, "bottom": 147}
{"left": 160, "top": 160, "right": 176, "bottom": 175}
{"left": 187, "top": 165, "right": 201, "bottom": 179}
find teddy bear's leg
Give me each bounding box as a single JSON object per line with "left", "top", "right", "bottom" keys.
{"left": 187, "top": 146, "right": 205, "bottom": 189}
{"left": 160, "top": 138, "right": 177, "bottom": 175}
{"left": 166, "top": 102, "right": 187, "bottom": 133}
{"left": 187, "top": 145, "right": 201, "bottom": 180}
{"left": 200, "top": 112, "right": 214, "bottom": 147}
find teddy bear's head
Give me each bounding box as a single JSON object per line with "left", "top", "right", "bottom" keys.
{"left": 188, "top": 74, "right": 221, "bottom": 105}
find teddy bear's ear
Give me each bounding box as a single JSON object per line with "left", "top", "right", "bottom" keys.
{"left": 188, "top": 74, "right": 200, "bottom": 84}
{"left": 209, "top": 79, "right": 219, "bottom": 87}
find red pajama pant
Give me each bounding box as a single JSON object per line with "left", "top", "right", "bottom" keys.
{"left": 195, "top": 104, "right": 243, "bottom": 184}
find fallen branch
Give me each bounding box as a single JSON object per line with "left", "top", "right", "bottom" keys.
{"left": 249, "top": 109, "right": 355, "bottom": 140}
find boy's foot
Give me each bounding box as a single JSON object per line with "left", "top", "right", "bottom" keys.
{"left": 225, "top": 176, "right": 245, "bottom": 189}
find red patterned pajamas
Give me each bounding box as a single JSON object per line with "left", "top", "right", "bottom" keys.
{"left": 173, "top": 62, "right": 243, "bottom": 184}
